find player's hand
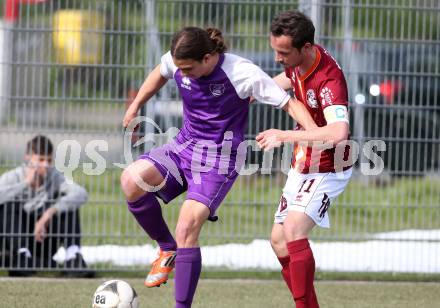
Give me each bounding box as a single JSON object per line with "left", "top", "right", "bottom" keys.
{"left": 256, "top": 129, "right": 285, "bottom": 151}
{"left": 123, "top": 102, "right": 141, "bottom": 143}
{"left": 123, "top": 103, "right": 139, "bottom": 128}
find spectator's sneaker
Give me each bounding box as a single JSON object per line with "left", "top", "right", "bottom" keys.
{"left": 144, "top": 250, "right": 176, "bottom": 288}
{"left": 62, "top": 252, "right": 95, "bottom": 278}
{"left": 8, "top": 251, "right": 35, "bottom": 277}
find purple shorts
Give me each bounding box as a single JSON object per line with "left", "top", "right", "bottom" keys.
{"left": 138, "top": 141, "right": 239, "bottom": 221}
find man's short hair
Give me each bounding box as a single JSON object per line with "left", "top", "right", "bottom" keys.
{"left": 26, "top": 135, "right": 53, "bottom": 156}
{"left": 271, "top": 10, "right": 315, "bottom": 49}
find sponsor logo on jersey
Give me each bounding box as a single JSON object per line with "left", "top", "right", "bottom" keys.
{"left": 306, "top": 89, "right": 318, "bottom": 108}
{"left": 209, "top": 83, "right": 225, "bottom": 96}
{"left": 181, "top": 77, "right": 191, "bottom": 90}
{"left": 320, "top": 87, "right": 334, "bottom": 106}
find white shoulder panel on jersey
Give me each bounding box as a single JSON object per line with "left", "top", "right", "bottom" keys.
{"left": 160, "top": 51, "right": 178, "bottom": 79}
{"left": 221, "top": 53, "right": 290, "bottom": 108}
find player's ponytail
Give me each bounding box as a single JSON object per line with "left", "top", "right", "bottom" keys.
{"left": 171, "top": 26, "right": 227, "bottom": 61}
{"left": 206, "top": 27, "right": 227, "bottom": 54}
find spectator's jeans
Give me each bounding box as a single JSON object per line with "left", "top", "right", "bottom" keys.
{"left": 0, "top": 201, "right": 81, "bottom": 268}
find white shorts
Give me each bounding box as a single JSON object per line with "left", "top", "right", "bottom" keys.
{"left": 274, "top": 168, "right": 352, "bottom": 228}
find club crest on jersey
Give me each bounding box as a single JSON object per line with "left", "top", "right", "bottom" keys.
{"left": 209, "top": 83, "right": 225, "bottom": 96}
{"left": 181, "top": 77, "right": 192, "bottom": 90}
{"left": 306, "top": 89, "right": 318, "bottom": 108}
{"left": 320, "top": 87, "right": 335, "bottom": 106}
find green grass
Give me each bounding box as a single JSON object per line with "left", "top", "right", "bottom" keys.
{"left": 0, "top": 164, "right": 439, "bottom": 247}
{"left": 74, "top": 168, "right": 440, "bottom": 246}
{"left": 1, "top": 277, "right": 440, "bottom": 308}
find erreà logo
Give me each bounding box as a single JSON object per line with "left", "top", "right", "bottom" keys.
{"left": 181, "top": 77, "right": 191, "bottom": 90}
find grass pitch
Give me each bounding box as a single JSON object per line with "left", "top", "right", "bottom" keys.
{"left": 1, "top": 277, "right": 439, "bottom": 308}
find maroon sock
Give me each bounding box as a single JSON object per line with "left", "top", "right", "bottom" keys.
{"left": 277, "top": 255, "right": 294, "bottom": 296}
{"left": 287, "top": 239, "right": 319, "bottom": 308}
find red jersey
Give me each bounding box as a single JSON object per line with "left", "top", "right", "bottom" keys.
{"left": 285, "top": 44, "right": 351, "bottom": 173}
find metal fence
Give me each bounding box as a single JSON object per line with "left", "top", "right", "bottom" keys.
{"left": 0, "top": 0, "right": 439, "bottom": 274}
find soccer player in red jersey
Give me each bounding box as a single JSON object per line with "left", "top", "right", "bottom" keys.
{"left": 256, "top": 10, "right": 353, "bottom": 307}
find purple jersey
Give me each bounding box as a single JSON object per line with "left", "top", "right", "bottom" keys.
{"left": 160, "top": 52, "right": 290, "bottom": 152}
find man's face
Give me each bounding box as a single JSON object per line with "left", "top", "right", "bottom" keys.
{"left": 25, "top": 153, "right": 53, "bottom": 178}
{"left": 270, "top": 34, "right": 303, "bottom": 68}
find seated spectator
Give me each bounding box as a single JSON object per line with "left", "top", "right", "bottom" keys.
{"left": 0, "top": 135, "right": 94, "bottom": 277}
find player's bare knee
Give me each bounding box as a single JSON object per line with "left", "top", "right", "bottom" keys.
{"left": 120, "top": 169, "right": 144, "bottom": 201}
{"left": 270, "top": 235, "right": 285, "bottom": 252}
{"left": 270, "top": 223, "right": 285, "bottom": 249}
{"left": 120, "top": 170, "right": 133, "bottom": 195}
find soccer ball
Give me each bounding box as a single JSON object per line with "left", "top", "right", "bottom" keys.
{"left": 92, "top": 280, "right": 139, "bottom": 308}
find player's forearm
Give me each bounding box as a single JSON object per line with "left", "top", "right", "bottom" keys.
{"left": 281, "top": 122, "right": 349, "bottom": 145}
{"left": 130, "top": 65, "right": 168, "bottom": 110}
{"left": 283, "top": 98, "right": 318, "bottom": 131}
{"left": 273, "top": 72, "right": 291, "bottom": 90}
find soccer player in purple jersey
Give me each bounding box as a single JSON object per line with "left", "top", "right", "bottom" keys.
{"left": 121, "top": 27, "right": 316, "bottom": 308}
